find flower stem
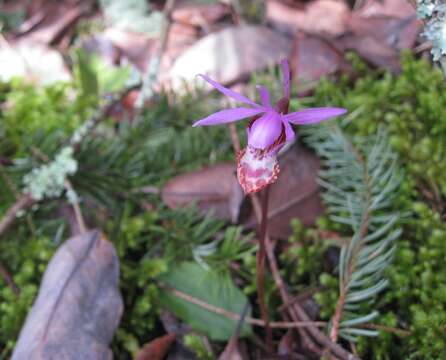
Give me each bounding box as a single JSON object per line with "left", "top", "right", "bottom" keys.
{"left": 256, "top": 185, "right": 273, "bottom": 351}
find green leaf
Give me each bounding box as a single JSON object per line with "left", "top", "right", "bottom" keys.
{"left": 158, "top": 261, "right": 252, "bottom": 341}
{"left": 74, "top": 49, "right": 99, "bottom": 99}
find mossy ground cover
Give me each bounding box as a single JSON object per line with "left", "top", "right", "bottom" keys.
{"left": 1, "top": 55, "right": 446, "bottom": 359}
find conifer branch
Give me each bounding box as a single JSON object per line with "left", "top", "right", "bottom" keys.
{"left": 303, "top": 125, "right": 402, "bottom": 343}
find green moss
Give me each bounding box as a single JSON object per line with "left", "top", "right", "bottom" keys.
{"left": 0, "top": 236, "right": 56, "bottom": 354}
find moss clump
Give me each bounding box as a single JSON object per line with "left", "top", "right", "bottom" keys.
{"left": 0, "top": 236, "right": 55, "bottom": 354}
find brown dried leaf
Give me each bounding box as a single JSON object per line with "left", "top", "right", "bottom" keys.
{"left": 20, "top": 2, "right": 90, "bottom": 45}
{"left": 218, "top": 336, "right": 243, "bottom": 360}
{"left": 332, "top": 0, "right": 421, "bottom": 73}
{"left": 278, "top": 329, "right": 295, "bottom": 355}
{"left": 167, "top": 25, "right": 292, "bottom": 92}
{"left": 338, "top": 34, "right": 401, "bottom": 72}
{"left": 162, "top": 163, "right": 244, "bottom": 223}
{"left": 12, "top": 230, "right": 123, "bottom": 360}
{"left": 355, "top": 0, "right": 416, "bottom": 19}
{"left": 135, "top": 334, "right": 177, "bottom": 360}
{"left": 347, "top": 14, "right": 421, "bottom": 50}
{"left": 172, "top": 1, "right": 230, "bottom": 28}
{"left": 291, "top": 35, "right": 346, "bottom": 93}
{"left": 103, "top": 27, "right": 158, "bottom": 71}
{"left": 266, "top": 0, "right": 350, "bottom": 37}
{"left": 246, "top": 143, "right": 324, "bottom": 239}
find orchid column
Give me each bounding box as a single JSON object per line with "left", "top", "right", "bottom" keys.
{"left": 193, "top": 60, "right": 346, "bottom": 349}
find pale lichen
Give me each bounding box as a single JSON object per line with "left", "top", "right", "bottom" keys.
{"left": 417, "top": 1, "right": 446, "bottom": 61}
{"left": 23, "top": 146, "right": 78, "bottom": 201}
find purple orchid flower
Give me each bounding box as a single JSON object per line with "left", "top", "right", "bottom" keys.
{"left": 193, "top": 60, "right": 347, "bottom": 194}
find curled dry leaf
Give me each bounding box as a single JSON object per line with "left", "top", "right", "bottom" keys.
{"left": 13, "top": 0, "right": 90, "bottom": 47}
{"left": 162, "top": 163, "right": 243, "bottom": 223}
{"left": 266, "top": 0, "right": 350, "bottom": 37}
{"left": 135, "top": 333, "right": 176, "bottom": 360}
{"left": 246, "top": 143, "right": 324, "bottom": 239}
{"left": 291, "top": 34, "right": 347, "bottom": 93}
{"left": 337, "top": 14, "right": 420, "bottom": 72}
{"left": 355, "top": 0, "right": 416, "bottom": 19}
{"left": 338, "top": 35, "right": 401, "bottom": 72}
{"left": 218, "top": 336, "right": 243, "bottom": 360}
{"left": 103, "top": 27, "right": 158, "bottom": 71}
{"left": 168, "top": 25, "right": 292, "bottom": 92}
{"left": 347, "top": 14, "right": 421, "bottom": 51}
{"left": 333, "top": 0, "right": 420, "bottom": 73}
{"left": 12, "top": 230, "right": 123, "bottom": 360}
{"left": 172, "top": 2, "right": 230, "bottom": 28}
{"left": 278, "top": 329, "right": 295, "bottom": 356}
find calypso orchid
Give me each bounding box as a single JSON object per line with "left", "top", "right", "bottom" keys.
{"left": 193, "top": 60, "right": 347, "bottom": 194}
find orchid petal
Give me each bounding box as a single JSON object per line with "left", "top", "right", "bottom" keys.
{"left": 248, "top": 111, "right": 283, "bottom": 149}
{"left": 193, "top": 107, "right": 265, "bottom": 127}
{"left": 257, "top": 85, "right": 271, "bottom": 108}
{"left": 198, "top": 74, "right": 262, "bottom": 108}
{"left": 281, "top": 59, "right": 290, "bottom": 99}
{"left": 283, "top": 118, "right": 295, "bottom": 143}
{"left": 284, "top": 107, "right": 347, "bottom": 125}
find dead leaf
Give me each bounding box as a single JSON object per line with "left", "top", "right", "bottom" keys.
{"left": 167, "top": 25, "right": 292, "bottom": 92}
{"left": 246, "top": 143, "right": 324, "bottom": 239}
{"left": 266, "top": 0, "right": 350, "bottom": 37}
{"left": 162, "top": 163, "right": 243, "bottom": 223}
{"left": 291, "top": 34, "right": 347, "bottom": 93}
{"left": 338, "top": 34, "right": 401, "bottom": 72}
{"left": 18, "top": 2, "right": 91, "bottom": 45}
{"left": 0, "top": 41, "right": 71, "bottom": 84}
{"left": 355, "top": 0, "right": 416, "bottom": 19}
{"left": 12, "top": 230, "right": 123, "bottom": 360}
{"left": 218, "top": 336, "right": 243, "bottom": 360}
{"left": 347, "top": 14, "right": 421, "bottom": 51}
{"left": 278, "top": 329, "right": 295, "bottom": 355}
{"left": 103, "top": 27, "right": 159, "bottom": 71}
{"left": 334, "top": 4, "right": 421, "bottom": 72}
{"left": 172, "top": 1, "right": 230, "bottom": 28}
{"left": 136, "top": 334, "right": 177, "bottom": 360}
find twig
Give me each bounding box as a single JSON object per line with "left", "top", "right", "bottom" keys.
{"left": 71, "top": 83, "right": 141, "bottom": 149}
{"left": 330, "top": 291, "right": 346, "bottom": 342}
{"left": 0, "top": 194, "right": 35, "bottom": 238}
{"left": 414, "top": 41, "right": 432, "bottom": 54}
{"left": 0, "top": 261, "right": 20, "bottom": 296}
{"left": 158, "top": 282, "right": 326, "bottom": 329}
{"left": 135, "top": 0, "right": 177, "bottom": 107}
{"left": 64, "top": 180, "right": 86, "bottom": 234}
{"left": 0, "top": 163, "right": 36, "bottom": 235}
{"left": 229, "top": 124, "right": 241, "bottom": 153}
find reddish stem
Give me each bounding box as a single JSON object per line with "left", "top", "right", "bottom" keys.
{"left": 330, "top": 291, "right": 346, "bottom": 342}
{"left": 256, "top": 185, "right": 273, "bottom": 351}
